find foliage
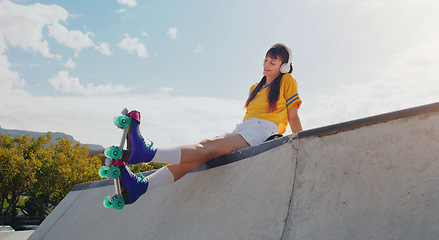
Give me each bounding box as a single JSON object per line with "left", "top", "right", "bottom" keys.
{"left": 0, "top": 133, "right": 102, "bottom": 224}
{"left": 0, "top": 132, "right": 166, "bottom": 225}
{"left": 0, "top": 131, "right": 165, "bottom": 224}
{"left": 129, "top": 162, "right": 166, "bottom": 174}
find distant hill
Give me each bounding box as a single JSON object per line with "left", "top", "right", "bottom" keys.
{"left": 0, "top": 127, "right": 104, "bottom": 151}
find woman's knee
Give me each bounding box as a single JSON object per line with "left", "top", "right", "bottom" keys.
{"left": 198, "top": 136, "right": 221, "bottom": 146}
{"left": 198, "top": 138, "right": 229, "bottom": 159}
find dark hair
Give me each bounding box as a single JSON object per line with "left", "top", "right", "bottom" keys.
{"left": 245, "top": 45, "right": 292, "bottom": 112}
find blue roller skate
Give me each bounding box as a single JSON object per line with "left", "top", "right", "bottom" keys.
{"left": 104, "top": 109, "right": 157, "bottom": 165}
{"left": 125, "top": 111, "right": 157, "bottom": 164}
{"left": 120, "top": 165, "right": 148, "bottom": 204}
{"left": 100, "top": 108, "right": 156, "bottom": 209}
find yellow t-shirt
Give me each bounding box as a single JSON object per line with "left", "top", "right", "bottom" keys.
{"left": 243, "top": 73, "right": 302, "bottom": 126}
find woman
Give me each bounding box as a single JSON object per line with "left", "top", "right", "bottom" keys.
{"left": 119, "top": 43, "right": 303, "bottom": 205}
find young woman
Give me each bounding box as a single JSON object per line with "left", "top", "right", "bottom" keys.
{"left": 119, "top": 43, "right": 303, "bottom": 204}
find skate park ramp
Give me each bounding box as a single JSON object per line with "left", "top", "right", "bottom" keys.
{"left": 29, "top": 102, "right": 439, "bottom": 240}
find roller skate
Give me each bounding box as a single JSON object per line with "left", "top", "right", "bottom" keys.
{"left": 99, "top": 162, "right": 149, "bottom": 208}
{"left": 125, "top": 110, "right": 157, "bottom": 164}
{"left": 99, "top": 159, "right": 127, "bottom": 210}
{"left": 103, "top": 108, "right": 156, "bottom": 165}
{"left": 98, "top": 108, "right": 155, "bottom": 209}
{"left": 119, "top": 165, "right": 149, "bottom": 204}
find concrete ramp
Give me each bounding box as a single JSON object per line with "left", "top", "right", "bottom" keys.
{"left": 30, "top": 102, "right": 439, "bottom": 240}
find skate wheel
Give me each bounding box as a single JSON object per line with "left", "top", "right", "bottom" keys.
{"left": 105, "top": 146, "right": 122, "bottom": 159}
{"left": 109, "top": 166, "right": 121, "bottom": 179}
{"left": 113, "top": 197, "right": 125, "bottom": 210}
{"left": 99, "top": 166, "right": 110, "bottom": 178}
{"left": 113, "top": 116, "right": 131, "bottom": 128}
{"left": 103, "top": 197, "right": 113, "bottom": 209}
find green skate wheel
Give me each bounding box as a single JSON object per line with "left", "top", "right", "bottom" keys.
{"left": 105, "top": 146, "right": 122, "bottom": 159}
{"left": 103, "top": 197, "right": 113, "bottom": 209}
{"left": 114, "top": 116, "right": 131, "bottom": 128}
{"left": 109, "top": 166, "right": 121, "bottom": 179}
{"left": 99, "top": 166, "right": 110, "bottom": 178}
{"left": 113, "top": 197, "right": 125, "bottom": 210}
{"left": 104, "top": 147, "right": 111, "bottom": 158}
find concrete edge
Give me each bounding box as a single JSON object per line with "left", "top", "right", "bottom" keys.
{"left": 297, "top": 101, "right": 439, "bottom": 138}
{"left": 191, "top": 134, "right": 294, "bottom": 172}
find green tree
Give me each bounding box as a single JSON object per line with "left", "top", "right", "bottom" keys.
{"left": 25, "top": 135, "right": 101, "bottom": 216}
{"left": 0, "top": 134, "right": 39, "bottom": 226}
{"left": 1, "top": 132, "right": 102, "bottom": 224}
{"left": 129, "top": 162, "right": 166, "bottom": 173}
{"left": 1, "top": 131, "right": 164, "bottom": 224}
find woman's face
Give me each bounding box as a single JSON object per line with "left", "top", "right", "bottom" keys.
{"left": 263, "top": 56, "right": 282, "bottom": 79}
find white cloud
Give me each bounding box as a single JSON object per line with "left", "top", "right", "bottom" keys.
{"left": 195, "top": 44, "right": 203, "bottom": 53}
{"left": 0, "top": 1, "right": 110, "bottom": 61}
{"left": 118, "top": 33, "right": 148, "bottom": 57}
{"left": 117, "top": 0, "right": 137, "bottom": 7}
{"left": 0, "top": 37, "right": 25, "bottom": 93}
{"left": 166, "top": 27, "right": 178, "bottom": 39}
{"left": 0, "top": 55, "right": 25, "bottom": 90}
{"left": 117, "top": 9, "right": 126, "bottom": 13}
{"left": 47, "top": 23, "right": 94, "bottom": 58}
{"left": 94, "top": 42, "right": 111, "bottom": 56}
{"left": 157, "top": 87, "right": 183, "bottom": 94}
{"left": 64, "top": 57, "right": 76, "bottom": 69}
{"left": 49, "top": 71, "right": 133, "bottom": 96}
{"left": 49, "top": 71, "right": 83, "bottom": 93}
{"left": 0, "top": 1, "right": 68, "bottom": 58}
{"left": 142, "top": 31, "right": 149, "bottom": 37}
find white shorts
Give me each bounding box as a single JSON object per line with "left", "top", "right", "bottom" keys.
{"left": 227, "top": 118, "right": 278, "bottom": 146}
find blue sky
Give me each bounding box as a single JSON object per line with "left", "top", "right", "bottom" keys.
{"left": 1, "top": 0, "right": 439, "bottom": 148}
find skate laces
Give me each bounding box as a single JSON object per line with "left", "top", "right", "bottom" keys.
{"left": 126, "top": 166, "right": 147, "bottom": 184}
{"left": 138, "top": 172, "right": 147, "bottom": 182}
{"left": 137, "top": 128, "right": 155, "bottom": 151}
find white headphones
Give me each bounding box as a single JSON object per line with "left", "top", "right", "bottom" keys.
{"left": 272, "top": 43, "right": 292, "bottom": 73}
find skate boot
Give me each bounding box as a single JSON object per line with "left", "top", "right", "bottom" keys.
{"left": 124, "top": 110, "right": 157, "bottom": 164}
{"left": 120, "top": 165, "right": 149, "bottom": 204}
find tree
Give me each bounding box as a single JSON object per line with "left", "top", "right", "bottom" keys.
{"left": 0, "top": 134, "right": 39, "bottom": 226}
{"left": 1, "top": 131, "right": 164, "bottom": 225}
{"left": 25, "top": 135, "right": 101, "bottom": 216}
{"left": 130, "top": 162, "right": 166, "bottom": 173}
{"left": 0, "top": 132, "right": 102, "bottom": 224}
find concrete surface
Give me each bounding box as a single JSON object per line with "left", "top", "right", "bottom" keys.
{"left": 0, "top": 231, "right": 34, "bottom": 240}
{"left": 29, "top": 102, "right": 439, "bottom": 240}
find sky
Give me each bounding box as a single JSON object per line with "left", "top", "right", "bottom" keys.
{"left": 0, "top": 0, "right": 438, "bottom": 148}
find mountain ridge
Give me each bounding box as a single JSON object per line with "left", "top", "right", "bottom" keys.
{"left": 0, "top": 126, "right": 104, "bottom": 151}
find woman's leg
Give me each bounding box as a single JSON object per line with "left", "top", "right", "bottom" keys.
{"left": 167, "top": 133, "right": 250, "bottom": 181}
{"left": 120, "top": 133, "right": 249, "bottom": 204}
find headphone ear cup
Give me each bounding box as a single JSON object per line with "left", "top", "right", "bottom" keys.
{"left": 280, "top": 63, "right": 290, "bottom": 73}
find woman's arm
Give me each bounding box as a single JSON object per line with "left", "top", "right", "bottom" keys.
{"left": 287, "top": 102, "right": 303, "bottom": 133}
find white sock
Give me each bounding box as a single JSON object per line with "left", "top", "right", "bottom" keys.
{"left": 146, "top": 166, "right": 175, "bottom": 191}
{"left": 153, "top": 147, "right": 181, "bottom": 164}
